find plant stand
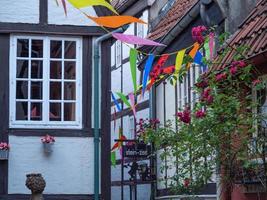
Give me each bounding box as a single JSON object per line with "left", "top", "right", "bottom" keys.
{"left": 0, "top": 150, "right": 9, "bottom": 160}
{"left": 43, "top": 143, "right": 53, "bottom": 153}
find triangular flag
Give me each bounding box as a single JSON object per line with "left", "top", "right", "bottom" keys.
{"left": 142, "top": 54, "right": 155, "bottom": 96}
{"left": 67, "top": 0, "right": 118, "bottom": 14}
{"left": 128, "top": 93, "right": 136, "bottom": 118}
{"left": 204, "top": 39, "right": 210, "bottom": 60}
{"left": 130, "top": 49, "right": 137, "bottom": 93}
{"left": 111, "top": 92, "right": 122, "bottom": 111}
{"left": 187, "top": 42, "right": 200, "bottom": 69}
{"left": 194, "top": 51, "right": 207, "bottom": 72}
{"left": 86, "top": 15, "right": 146, "bottom": 28}
{"left": 175, "top": 49, "right": 186, "bottom": 74}
{"left": 61, "top": 0, "right": 67, "bottom": 16}
{"left": 116, "top": 92, "right": 131, "bottom": 108}
{"left": 209, "top": 33, "right": 215, "bottom": 60}
{"left": 112, "top": 33, "right": 166, "bottom": 46}
{"left": 111, "top": 151, "right": 116, "bottom": 167}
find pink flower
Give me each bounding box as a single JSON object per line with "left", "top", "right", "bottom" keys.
{"left": 0, "top": 142, "right": 10, "bottom": 150}
{"left": 195, "top": 79, "right": 209, "bottom": 89}
{"left": 202, "top": 88, "right": 211, "bottom": 99}
{"left": 192, "top": 26, "right": 207, "bottom": 44}
{"left": 252, "top": 79, "right": 261, "bottom": 86}
{"left": 195, "top": 110, "right": 206, "bottom": 118}
{"left": 176, "top": 108, "right": 191, "bottom": 124}
{"left": 207, "top": 95, "right": 214, "bottom": 104}
{"left": 231, "top": 60, "right": 247, "bottom": 68}
{"left": 184, "top": 178, "right": 190, "bottom": 187}
{"left": 215, "top": 73, "right": 227, "bottom": 82}
{"left": 41, "top": 135, "right": 55, "bottom": 144}
{"left": 230, "top": 66, "right": 238, "bottom": 75}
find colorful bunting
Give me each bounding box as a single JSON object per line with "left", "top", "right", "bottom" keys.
{"left": 116, "top": 92, "right": 131, "bottom": 108}
{"left": 112, "top": 33, "right": 166, "bottom": 46}
{"left": 130, "top": 49, "right": 138, "bottom": 93}
{"left": 189, "top": 42, "right": 200, "bottom": 59}
{"left": 111, "top": 92, "right": 122, "bottom": 111}
{"left": 67, "top": 0, "right": 118, "bottom": 14}
{"left": 142, "top": 54, "right": 155, "bottom": 96}
{"left": 128, "top": 93, "right": 136, "bottom": 118}
{"left": 86, "top": 15, "right": 146, "bottom": 28}
{"left": 111, "top": 151, "right": 116, "bottom": 167}
{"left": 175, "top": 49, "right": 186, "bottom": 74}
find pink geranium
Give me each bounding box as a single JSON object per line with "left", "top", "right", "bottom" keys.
{"left": 252, "top": 79, "right": 261, "bottom": 86}
{"left": 195, "top": 110, "right": 206, "bottom": 118}
{"left": 192, "top": 26, "right": 207, "bottom": 44}
{"left": 0, "top": 142, "right": 10, "bottom": 150}
{"left": 231, "top": 60, "right": 247, "bottom": 68}
{"left": 230, "top": 66, "right": 238, "bottom": 75}
{"left": 195, "top": 79, "right": 209, "bottom": 89}
{"left": 176, "top": 108, "right": 191, "bottom": 124}
{"left": 41, "top": 135, "right": 55, "bottom": 144}
{"left": 215, "top": 73, "right": 228, "bottom": 82}
{"left": 201, "top": 88, "right": 214, "bottom": 105}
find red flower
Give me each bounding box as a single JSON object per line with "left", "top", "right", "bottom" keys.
{"left": 0, "top": 142, "right": 10, "bottom": 150}
{"left": 176, "top": 108, "right": 191, "bottom": 124}
{"left": 230, "top": 66, "right": 238, "bottom": 75}
{"left": 231, "top": 60, "right": 247, "bottom": 68}
{"left": 206, "top": 95, "right": 214, "bottom": 104}
{"left": 215, "top": 73, "right": 227, "bottom": 82}
{"left": 252, "top": 79, "right": 261, "bottom": 86}
{"left": 195, "top": 110, "right": 206, "bottom": 118}
{"left": 195, "top": 80, "right": 209, "bottom": 89}
{"left": 192, "top": 26, "right": 207, "bottom": 44}
{"left": 202, "top": 88, "right": 211, "bottom": 99}
{"left": 184, "top": 178, "right": 190, "bottom": 187}
{"left": 41, "top": 135, "right": 55, "bottom": 144}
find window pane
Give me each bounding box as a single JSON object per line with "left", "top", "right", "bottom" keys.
{"left": 16, "top": 102, "right": 28, "bottom": 120}
{"left": 31, "top": 40, "right": 43, "bottom": 58}
{"left": 16, "top": 81, "right": 28, "bottom": 99}
{"left": 31, "top": 61, "right": 43, "bottom": 79}
{"left": 17, "top": 39, "right": 29, "bottom": 57}
{"left": 64, "top": 82, "right": 76, "bottom": 100}
{"left": 64, "top": 41, "right": 76, "bottom": 59}
{"left": 17, "top": 60, "right": 28, "bottom": 78}
{"left": 64, "top": 103, "right": 75, "bottom": 121}
{"left": 64, "top": 61, "right": 76, "bottom": 79}
{"left": 50, "top": 40, "right": 62, "bottom": 58}
{"left": 50, "top": 82, "right": 62, "bottom": 100}
{"left": 50, "top": 61, "right": 62, "bottom": 79}
{"left": 30, "top": 102, "right": 42, "bottom": 121}
{"left": 31, "top": 81, "right": 42, "bottom": 99}
{"left": 50, "top": 103, "right": 61, "bottom": 121}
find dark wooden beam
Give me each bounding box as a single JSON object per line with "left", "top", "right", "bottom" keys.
{"left": 0, "top": 23, "right": 106, "bottom": 36}
{"left": 39, "top": 0, "right": 48, "bottom": 25}
{"left": 0, "top": 34, "right": 9, "bottom": 195}
{"left": 0, "top": 194, "right": 95, "bottom": 200}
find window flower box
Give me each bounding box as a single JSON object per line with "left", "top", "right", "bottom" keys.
{"left": 0, "top": 142, "right": 10, "bottom": 160}
{"left": 41, "top": 135, "right": 55, "bottom": 153}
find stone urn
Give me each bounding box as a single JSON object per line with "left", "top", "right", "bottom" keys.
{"left": 25, "top": 173, "right": 46, "bottom": 200}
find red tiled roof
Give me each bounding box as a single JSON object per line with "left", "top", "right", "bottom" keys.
{"left": 111, "top": 0, "right": 129, "bottom": 10}
{"left": 213, "top": 0, "right": 267, "bottom": 70}
{"left": 147, "top": 0, "right": 198, "bottom": 40}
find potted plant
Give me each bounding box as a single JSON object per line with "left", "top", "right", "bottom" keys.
{"left": 41, "top": 135, "right": 55, "bottom": 153}
{"left": 0, "top": 142, "right": 10, "bottom": 160}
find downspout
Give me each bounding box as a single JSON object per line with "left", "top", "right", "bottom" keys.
{"left": 93, "top": 25, "right": 129, "bottom": 200}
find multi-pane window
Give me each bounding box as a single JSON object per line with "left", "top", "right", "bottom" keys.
{"left": 10, "top": 36, "right": 82, "bottom": 128}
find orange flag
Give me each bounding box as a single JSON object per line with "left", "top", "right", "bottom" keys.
{"left": 187, "top": 42, "right": 200, "bottom": 69}
{"left": 86, "top": 15, "right": 147, "bottom": 28}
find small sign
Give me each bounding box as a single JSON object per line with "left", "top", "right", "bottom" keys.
{"left": 123, "top": 143, "right": 151, "bottom": 158}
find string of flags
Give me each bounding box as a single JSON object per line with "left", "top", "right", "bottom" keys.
{"left": 55, "top": 0, "right": 216, "bottom": 161}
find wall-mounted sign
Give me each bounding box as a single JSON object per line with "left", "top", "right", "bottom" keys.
{"left": 123, "top": 143, "right": 151, "bottom": 158}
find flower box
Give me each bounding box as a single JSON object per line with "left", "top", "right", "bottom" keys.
{"left": 41, "top": 135, "right": 55, "bottom": 154}
{"left": 0, "top": 150, "right": 9, "bottom": 160}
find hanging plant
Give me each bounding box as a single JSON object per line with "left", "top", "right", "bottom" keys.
{"left": 41, "top": 135, "right": 55, "bottom": 154}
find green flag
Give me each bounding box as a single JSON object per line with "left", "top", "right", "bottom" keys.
{"left": 116, "top": 92, "right": 131, "bottom": 108}
{"left": 111, "top": 151, "right": 116, "bottom": 167}
{"left": 130, "top": 48, "right": 137, "bottom": 93}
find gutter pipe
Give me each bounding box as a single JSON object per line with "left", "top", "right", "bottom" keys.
{"left": 93, "top": 24, "right": 129, "bottom": 200}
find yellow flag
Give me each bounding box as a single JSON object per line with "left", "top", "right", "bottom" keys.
{"left": 175, "top": 49, "right": 186, "bottom": 74}
{"left": 67, "top": 0, "right": 118, "bottom": 14}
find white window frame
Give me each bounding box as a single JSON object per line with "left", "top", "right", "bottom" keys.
{"left": 9, "top": 35, "right": 82, "bottom": 129}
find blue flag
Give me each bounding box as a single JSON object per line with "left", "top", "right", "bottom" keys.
{"left": 111, "top": 92, "right": 122, "bottom": 111}
{"left": 142, "top": 54, "right": 155, "bottom": 96}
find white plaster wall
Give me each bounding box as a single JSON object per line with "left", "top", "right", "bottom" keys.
{"left": 8, "top": 136, "right": 95, "bottom": 194}
{"left": 0, "top": 0, "right": 39, "bottom": 24}
{"left": 156, "top": 84, "right": 164, "bottom": 123}
{"left": 165, "top": 82, "right": 176, "bottom": 124}
{"left": 48, "top": 0, "right": 98, "bottom": 26}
